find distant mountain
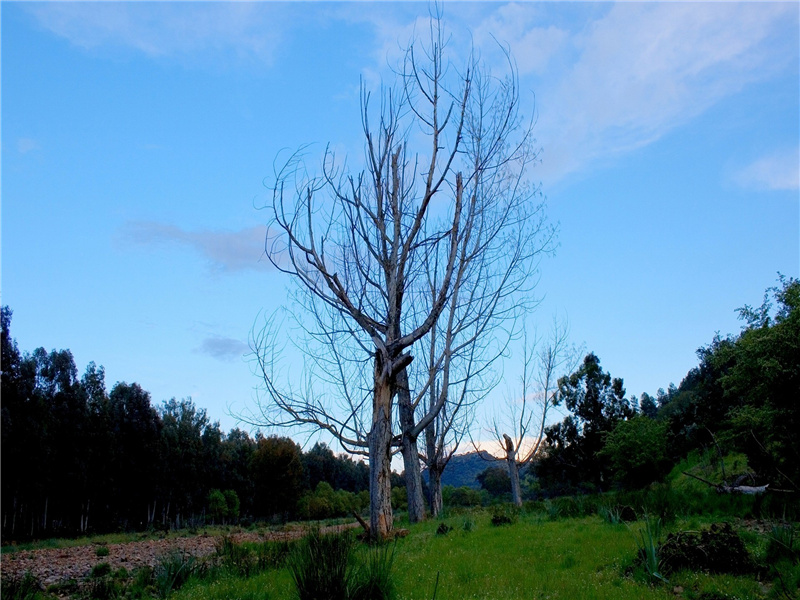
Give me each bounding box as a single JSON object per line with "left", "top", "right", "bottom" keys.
{"left": 424, "top": 451, "right": 496, "bottom": 489}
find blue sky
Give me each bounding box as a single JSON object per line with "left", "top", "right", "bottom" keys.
{"left": 2, "top": 2, "right": 798, "bottom": 440}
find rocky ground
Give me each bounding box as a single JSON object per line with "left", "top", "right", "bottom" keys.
{"left": 1, "top": 523, "right": 359, "bottom": 588}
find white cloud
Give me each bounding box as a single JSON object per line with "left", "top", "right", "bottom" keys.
{"left": 472, "top": 4, "right": 569, "bottom": 76}
{"left": 122, "top": 221, "right": 276, "bottom": 273}
{"left": 345, "top": 3, "right": 798, "bottom": 184}
{"left": 197, "top": 335, "right": 249, "bottom": 362}
{"left": 17, "top": 138, "right": 41, "bottom": 154}
{"left": 26, "top": 3, "right": 285, "bottom": 67}
{"left": 735, "top": 147, "right": 800, "bottom": 192}
{"left": 532, "top": 2, "right": 798, "bottom": 183}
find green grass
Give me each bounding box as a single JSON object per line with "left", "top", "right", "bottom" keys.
{"left": 172, "top": 511, "right": 776, "bottom": 600}
{"left": 7, "top": 510, "right": 791, "bottom": 599}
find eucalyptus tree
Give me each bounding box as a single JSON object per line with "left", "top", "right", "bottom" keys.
{"left": 252, "top": 15, "right": 549, "bottom": 539}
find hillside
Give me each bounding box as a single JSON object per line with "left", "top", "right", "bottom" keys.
{"left": 424, "top": 451, "right": 495, "bottom": 489}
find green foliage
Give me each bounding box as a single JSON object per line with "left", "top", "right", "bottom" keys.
{"left": 224, "top": 490, "right": 241, "bottom": 521}
{"left": 631, "top": 518, "right": 668, "bottom": 584}
{"left": 1, "top": 572, "right": 47, "bottom": 600}
{"left": 95, "top": 544, "right": 110, "bottom": 557}
{"left": 539, "top": 353, "right": 634, "bottom": 490}
{"left": 390, "top": 487, "right": 407, "bottom": 512}
{"left": 289, "top": 529, "right": 356, "bottom": 600}
{"left": 350, "top": 542, "right": 397, "bottom": 600}
{"left": 287, "top": 529, "right": 397, "bottom": 600}
{"left": 441, "top": 485, "right": 483, "bottom": 508}
{"left": 216, "top": 535, "right": 257, "bottom": 578}
{"left": 476, "top": 466, "right": 511, "bottom": 497}
{"left": 659, "top": 522, "right": 754, "bottom": 576}
{"left": 766, "top": 523, "right": 798, "bottom": 564}
{"left": 250, "top": 436, "right": 306, "bottom": 520}
{"left": 490, "top": 504, "right": 519, "bottom": 526}
{"left": 298, "top": 482, "right": 366, "bottom": 521}
{"left": 91, "top": 562, "right": 113, "bottom": 578}
{"left": 600, "top": 416, "right": 669, "bottom": 488}
{"left": 255, "top": 540, "right": 293, "bottom": 571}
{"left": 154, "top": 551, "right": 201, "bottom": 598}
{"left": 208, "top": 489, "right": 228, "bottom": 524}
{"left": 435, "top": 522, "right": 451, "bottom": 535}
{"left": 461, "top": 516, "right": 475, "bottom": 532}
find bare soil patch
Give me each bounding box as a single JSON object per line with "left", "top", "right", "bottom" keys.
{"left": 1, "top": 523, "right": 358, "bottom": 587}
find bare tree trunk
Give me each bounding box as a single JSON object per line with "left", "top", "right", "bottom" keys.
{"left": 369, "top": 374, "right": 394, "bottom": 541}
{"left": 504, "top": 434, "right": 522, "bottom": 507}
{"left": 428, "top": 465, "right": 444, "bottom": 517}
{"left": 397, "top": 370, "right": 426, "bottom": 523}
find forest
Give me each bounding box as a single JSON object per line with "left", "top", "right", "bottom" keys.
{"left": 3, "top": 276, "right": 797, "bottom": 542}
{"left": 1, "top": 307, "right": 383, "bottom": 539}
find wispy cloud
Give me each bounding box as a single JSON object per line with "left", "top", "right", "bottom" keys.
{"left": 354, "top": 3, "right": 797, "bottom": 184}
{"left": 197, "top": 335, "right": 249, "bottom": 362}
{"left": 26, "top": 3, "right": 286, "bottom": 68}
{"left": 122, "top": 221, "right": 275, "bottom": 273}
{"left": 734, "top": 147, "right": 800, "bottom": 192}
{"left": 531, "top": 2, "right": 797, "bottom": 182}
{"left": 17, "top": 138, "right": 41, "bottom": 154}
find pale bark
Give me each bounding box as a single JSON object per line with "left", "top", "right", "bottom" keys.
{"left": 428, "top": 465, "right": 444, "bottom": 517}
{"left": 397, "top": 369, "right": 426, "bottom": 523}
{"left": 504, "top": 434, "right": 522, "bottom": 507}
{"left": 369, "top": 373, "right": 394, "bottom": 540}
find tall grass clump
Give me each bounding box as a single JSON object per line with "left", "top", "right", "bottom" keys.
{"left": 216, "top": 535, "right": 256, "bottom": 577}
{"left": 351, "top": 542, "right": 397, "bottom": 600}
{"left": 289, "top": 529, "right": 355, "bottom": 600}
{"left": 289, "top": 529, "right": 397, "bottom": 600}
{"left": 766, "top": 523, "right": 797, "bottom": 563}
{"left": 1, "top": 572, "right": 46, "bottom": 600}
{"left": 154, "top": 551, "right": 201, "bottom": 598}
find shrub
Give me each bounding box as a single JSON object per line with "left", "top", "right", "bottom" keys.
{"left": 91, "top": 563, "right": 112, "bottom": 579}
{"left": 490, "top": 504, "right": 518, "bottom": 526}
{"left": 224, "top": 490, "right": 241, "bottom": 522}
{"left": 462, "top": 516, "right": 475, "bottom": 532}
{"left": 208, "top": 489, "right": 228, "bottom": 524}
{"left": 660, "top": 522, "right": 754, "bottom": 575}
{"left": 600, "top": 416, "right": 670, "bottom": 488}
{"left": 95, "top": 545, "right": 110, "bottom": 558}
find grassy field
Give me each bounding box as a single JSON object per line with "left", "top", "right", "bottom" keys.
{"left": 166, "top": 511, "right": 781, "bottom": 600}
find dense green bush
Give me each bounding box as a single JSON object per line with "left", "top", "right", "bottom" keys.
{"left": 600, "top": 416, "right": 670, "bottom": 488}
{"left": 442, "top": 485, "right": 483, "bottom": 508}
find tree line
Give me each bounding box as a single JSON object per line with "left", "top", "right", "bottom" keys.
{"left": 470, "top": 277, "right": 799, "bottom": 504}
{"left": 1, "top": 306, "right": 378, "bottom": 540}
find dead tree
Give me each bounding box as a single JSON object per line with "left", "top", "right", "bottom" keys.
{"left": 474, "top": 320, "right": 577, "bottom": 506}
{"left": 250, "top": 15, "right": 547, "bottom": 540}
